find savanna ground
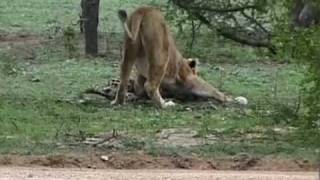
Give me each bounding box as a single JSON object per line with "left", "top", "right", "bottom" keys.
{"left": 0, "top": 0, "right": 319, "bottom": 171}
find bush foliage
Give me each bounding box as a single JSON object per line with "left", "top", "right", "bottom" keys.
{"left": 274, "top": 0, "right": 320, "bottom": 128}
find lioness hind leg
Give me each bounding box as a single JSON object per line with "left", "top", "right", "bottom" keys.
{"left": 134, "top": 74, "right": 147, "bottom": 98}
{"left": 112, "top": 42, "right": 137, "bottom": 105}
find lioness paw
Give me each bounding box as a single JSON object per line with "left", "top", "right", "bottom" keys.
{"left": 163, "top": 100, "right": 176, "bottom": 108}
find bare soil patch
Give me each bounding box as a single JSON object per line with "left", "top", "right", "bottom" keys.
{"left": 0, "top": 33, "right": 46, "bottom": 61}
{"left": 0, "top": 33, "right": 44, "bottom": 47}
{"left": 0, "top": 153, "right": 316, "bottom": 171}
{"left": 1, "top": 168, "right": 318, "bottom": 180}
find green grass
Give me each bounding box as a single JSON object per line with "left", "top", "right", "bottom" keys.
{"left": 0, "top": 0, "right": 319, "bottom": 162}
{"left": 1, "top": 44, "right": 319, "bottom": 160}
{"left": 0, "top": 0, "right": 159, "bottom": 34}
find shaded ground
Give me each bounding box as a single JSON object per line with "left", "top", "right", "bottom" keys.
{"left": 0, "top": 168, "right": 318, "bottom": 180}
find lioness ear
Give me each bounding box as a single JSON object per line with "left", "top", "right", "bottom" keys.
{"left": 187, "top": 58, "right": 198, "bottom": 68}
{"left": 187, "top": 58, "right": 199, "bottom": 74}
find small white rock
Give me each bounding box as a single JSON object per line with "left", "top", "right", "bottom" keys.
{"left": 235, "top": 96, "right": 248, "bottom": 105}
{"left": 78, "top": 99, "right": 86, "bottom": 104}
{"left": 185, "top": 107, "right": 192, "bottom": 111}
{"left": 100, "top": 155, "right": 109, "bottom": 161}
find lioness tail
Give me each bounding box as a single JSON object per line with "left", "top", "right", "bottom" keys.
{"left": 118, "top": 9, "right": 142, "bottom": 42}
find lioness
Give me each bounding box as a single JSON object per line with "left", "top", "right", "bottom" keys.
{"left": 112, "top": 6, "right": 231, "bottom": 108}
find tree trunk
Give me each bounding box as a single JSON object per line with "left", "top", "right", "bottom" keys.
{"left": 292, "top": 0, "right": 304, "bottom": 26}
{"left": 292, "top": 0, "right": 320, "bottom": 27}
{"left": 80, "top": 0, "right": 85, "bottom": 33}
{"left": 81, "top": 0, "right": 100, "bottom": 57}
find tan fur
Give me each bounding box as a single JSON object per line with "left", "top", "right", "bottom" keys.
{"left": 112, "top": 7, "right": 229, "bottom": 108}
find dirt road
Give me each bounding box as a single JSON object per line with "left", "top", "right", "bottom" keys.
{"left": 0, "top": 167, "right": 318, "bottom": 180}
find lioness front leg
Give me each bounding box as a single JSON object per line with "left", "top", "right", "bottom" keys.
{"left": 112, "top": 42, "right": 136, "bottom": 105}
{"left": 145, "top": 54, "right": 175, "bottom": 109}
{"left": 145, "top": 81, "right": 175, "bottom": 108}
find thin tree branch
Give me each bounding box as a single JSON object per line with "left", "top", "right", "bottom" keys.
{"left": 173, "top": 0, "right": 257, "bottom": 13}
{"left": 171, "top": 0, "right": 277, "bottom": 54}
{"left": 193, "top": 12, "right": 277, "bottom": 54}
